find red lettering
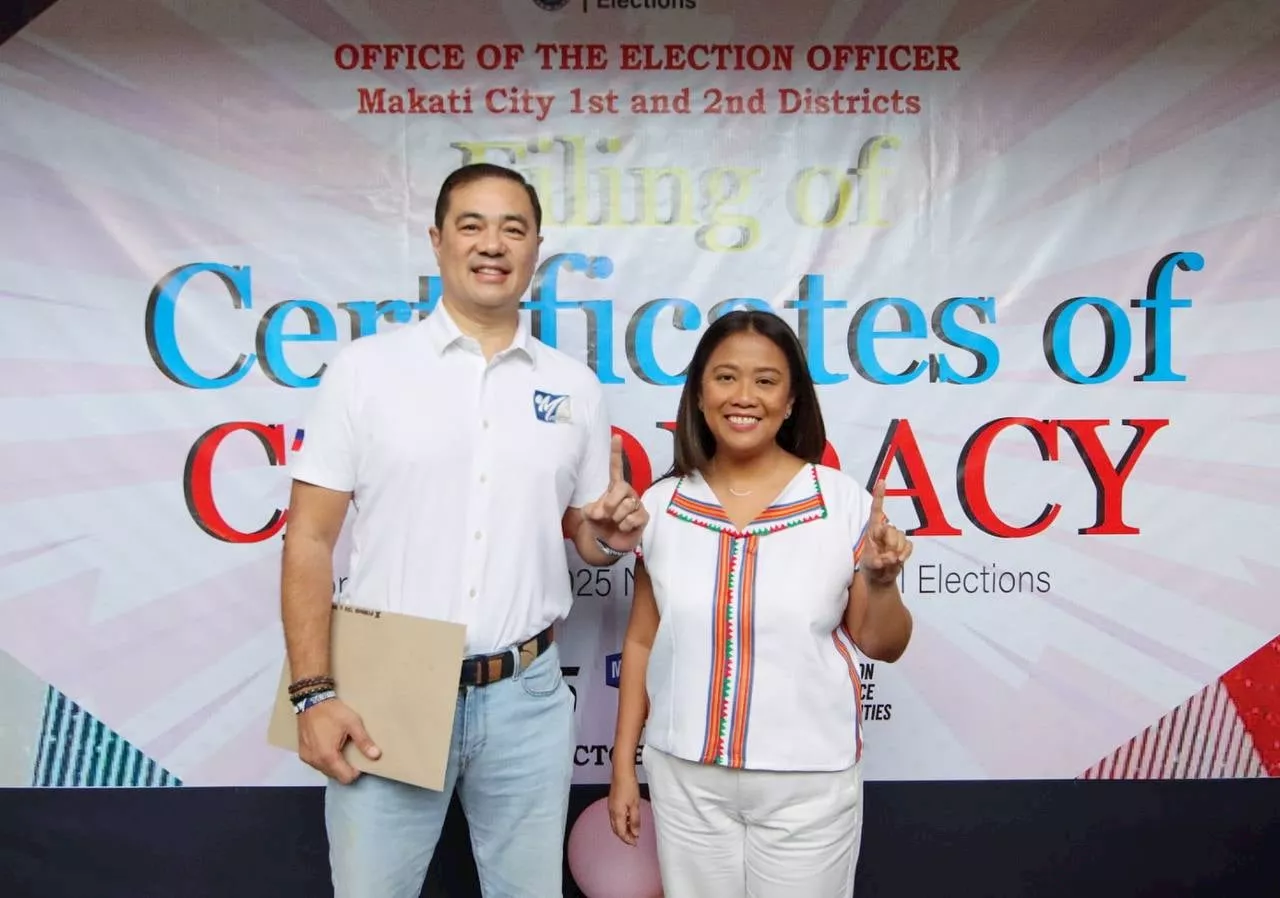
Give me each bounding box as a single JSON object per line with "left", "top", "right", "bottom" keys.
{"left": 1057, "top": 418, "right": 1168, "bottom": 535}
{"left": 186, "top": 415, "right": 1162, "bottom": 547}
{"left": 870, "top": 419, "right": 962, "bottom": 536}
{"left": 821, "top": 440, "right": 841, "bottom": 469}
{"left": 183, "top": 422, "right": 287, "bottom": 543}
{"left": 958, "top": 418, "right": 1061, "bottom": 538}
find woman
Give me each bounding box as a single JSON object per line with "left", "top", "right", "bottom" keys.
{"left": 607, "top": 309, "right": 914, "bottom": 897}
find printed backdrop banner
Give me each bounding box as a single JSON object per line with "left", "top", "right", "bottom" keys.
{"left": 1, "top": 0, "right": 1278, "bottom": 792}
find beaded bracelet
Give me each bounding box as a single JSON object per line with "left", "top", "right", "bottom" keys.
{"left": 288, "top": 675, "right": 334, "bottom": 696}
{"left": 292, "top": 689, "right": 337, "bottom": 715}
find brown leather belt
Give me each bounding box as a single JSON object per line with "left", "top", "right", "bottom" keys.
{"left": 459, "top": 626, "right": 554, "bottom": 687}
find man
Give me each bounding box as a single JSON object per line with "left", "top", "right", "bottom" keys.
{"left": 279, "top": 162, "right": 647, "bottom": 898}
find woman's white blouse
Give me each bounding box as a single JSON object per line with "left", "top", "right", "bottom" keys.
{"left": 637, "top": 463, "right": 877, "bottom": 772}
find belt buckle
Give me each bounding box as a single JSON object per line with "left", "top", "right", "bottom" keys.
{"left": 507, "top": 644, "right": 524, "bottom": 678}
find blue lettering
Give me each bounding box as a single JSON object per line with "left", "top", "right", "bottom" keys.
{"left": 849, "top": 297, "right": 926, "bottom": 385}
{"left": 1044, "top": 296, "right": 1131, "bottom": 384}
{"left": 626, "top": 298, "right": 701, "bottom": 386}
{"left": 931, "top": 296, "right": 999, "bottom": 385}
{"left": 255, "top": 299, "right": 338, "bottom": 388}
{"left": 525, "top": 253, "right": 622, "bottom": 383}
{"left": 144, "top": 262, "right": 254, "bottom": 390}
{"left": 417, "top": 275, "right": 443, "bottom": 316}
{"left": 785, "top": 275, "right": 848, "bottom": 385}
{"left": 336, "top": 300, "right": 415, "bottom": 340}
{"left": 1132, "top": 251, "right": 1200, "bottom": 383}
{"left": 707, "top": 297, "right": 772, "bottom": 320}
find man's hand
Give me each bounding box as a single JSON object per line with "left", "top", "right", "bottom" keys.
{"left": 296, "top": 698, "right": 381, "bottom": 785}
{"left": 581, "top": 435, "right": 648, "bottom": 553}
{"left": 860, "top": 480, "right": 913, "bottom": 585}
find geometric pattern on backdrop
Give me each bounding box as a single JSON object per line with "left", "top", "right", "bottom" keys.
{"left": 33, "top": 686, "right": 182, "bottom": 787}
{"left": 1081, "top": 636, "right": 1280, "bottom": 779}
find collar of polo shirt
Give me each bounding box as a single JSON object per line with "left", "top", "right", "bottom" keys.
{"left": 423, "top": 302, "right": 537, "bottom": 368}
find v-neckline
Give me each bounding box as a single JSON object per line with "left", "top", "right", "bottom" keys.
{"left": 705, "top": 462, "right": 809, "bottom": 531}
{"left": 667, "top": 464, "right": 829, "bottom": 537}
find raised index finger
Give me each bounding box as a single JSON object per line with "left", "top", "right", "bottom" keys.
{"left": 609, "top": 433, "right": 625, "bottom": 485}
{"left": 870, "top": 479, "right": 887, "bottom": 522}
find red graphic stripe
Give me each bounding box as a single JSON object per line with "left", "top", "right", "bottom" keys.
{"left": 1131, "top": 724, "right": 1152, "bottom": 778}
{"left": 1150, "top": 703, "right": 1173, "bottom": 778}
{"left": 1193, "top": 684, "right": 1221, "bottom": 778}
{"left": 1207, "top": 680, "right": 1231, "bottom": 778}
{"left": 1163, "top": 698, "right": 1188, "bottom": 777}
{"left": 1114, "top": 733, "right": 1132, "bottom": 779}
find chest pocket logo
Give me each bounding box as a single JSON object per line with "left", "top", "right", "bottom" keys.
{"left": 533, "top": 390, "right": 573, "bottom": 424}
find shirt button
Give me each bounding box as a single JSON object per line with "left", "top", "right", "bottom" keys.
{"left": 469, "top": 588, "right": 477, "bottom": 598}
{"left": 482, "top": 420, "right": 489, "bottom": 429}
{"left": 479, "top": 474, "right": 487, "bottom": 484}
{"left": 474, "top": 531, "right": 482, "bottom": 540}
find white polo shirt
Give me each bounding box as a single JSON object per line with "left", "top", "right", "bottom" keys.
{"left": 637, "top": 463, "right": 875, "bottom": 772}
{"left": 289, "top": 304, "right": 612, "bottom": 656}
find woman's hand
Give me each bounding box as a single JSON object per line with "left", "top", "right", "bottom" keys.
{"left": 608, "top": 767, "right": 642, "bottom": 845}
{"left": 860, "top": 480, "right": 913, "bottom": 585}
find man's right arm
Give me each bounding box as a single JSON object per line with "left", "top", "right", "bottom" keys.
{"left": 278, "top": 345, "right": 380, "bottom": 783}
{"left": 280, "top": 480, "right": 351, "bottom": 682}
{"left": 280, "top": 479, "right": 381, "bottom": 783}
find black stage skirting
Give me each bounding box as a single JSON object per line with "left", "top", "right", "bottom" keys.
{"left": 2, "top": 779, "right": 1278, "bottom": 897}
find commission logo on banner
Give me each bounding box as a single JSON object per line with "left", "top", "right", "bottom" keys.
{"left": 532, "top": 0, "right": 697, "bottom": 13}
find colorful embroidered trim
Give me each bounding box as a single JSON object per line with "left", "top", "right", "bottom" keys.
{"left": 699, "top": 533, "right": 759, "bottom": 767}
{"left": 668, "top": 464, "right": 828, "bottom": 537}
{"left": 831, "top": 624, "right": 864, "bottom": 764}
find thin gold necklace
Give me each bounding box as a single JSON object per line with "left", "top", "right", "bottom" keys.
{"left": 717, "top": 456, "right": 782, "bottom": 498}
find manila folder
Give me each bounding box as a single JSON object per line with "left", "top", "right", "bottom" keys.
{"left": 268, "top": 603, "right": 467, "bottom": 791}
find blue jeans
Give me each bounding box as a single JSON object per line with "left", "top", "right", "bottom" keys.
{"left": 324, "top": 642, "right": 574, "bottom": 898}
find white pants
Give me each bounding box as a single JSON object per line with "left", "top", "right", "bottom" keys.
{"left": 642, "top": 745, "right": 863, "bottom": 898}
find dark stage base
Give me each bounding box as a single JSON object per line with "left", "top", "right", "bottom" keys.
{"left": 2, "top": 779, "right": 1278, "bottom": 897}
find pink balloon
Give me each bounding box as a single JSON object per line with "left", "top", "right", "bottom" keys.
{"left": 567, "top": 797, "right": 663, "bottom": 898}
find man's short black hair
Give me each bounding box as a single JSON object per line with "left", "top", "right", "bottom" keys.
{"left": 434, "top": 163, "right": 543, "bottom": 233}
